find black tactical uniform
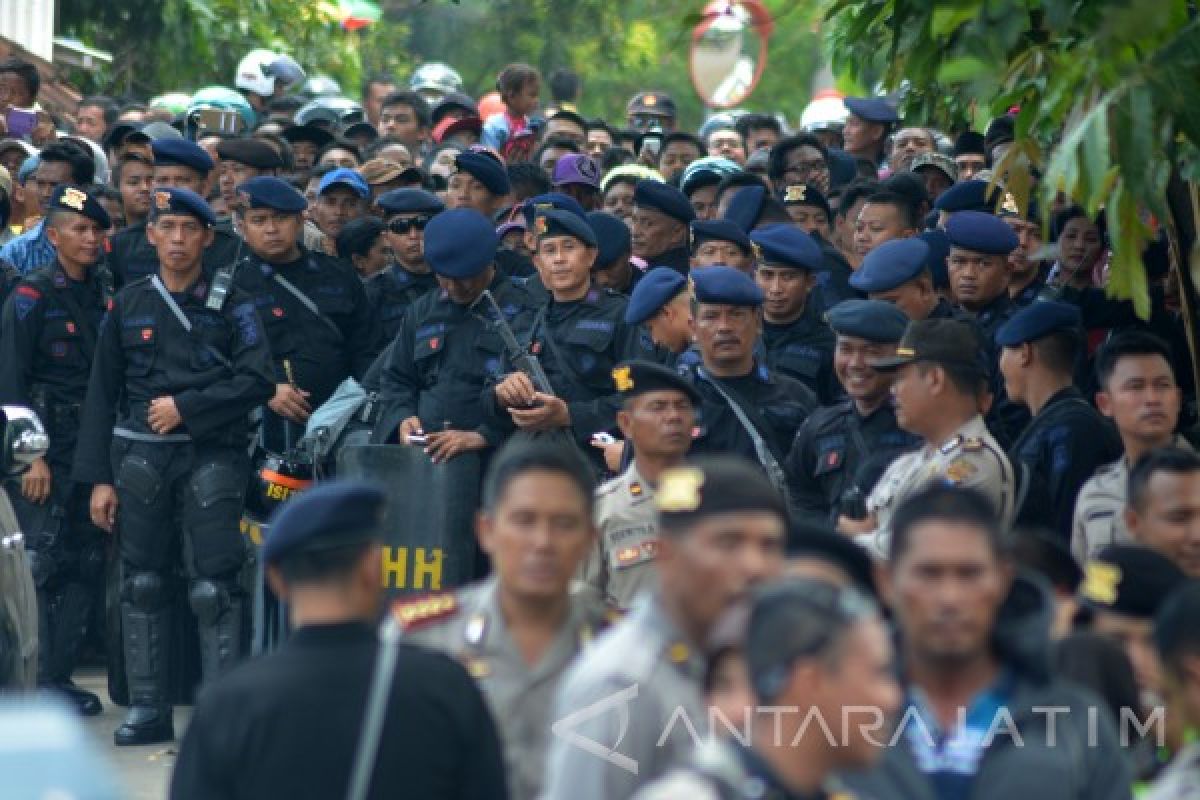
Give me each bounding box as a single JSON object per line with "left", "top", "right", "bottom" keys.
{"left": 965, "top": 292, "right": 1031, "bottom": 448}
{"left": 73, "top": 269, "right": 274, "bottom": 743}
{"left": 1011, "top": 386, "right": 1122, "bottom": 539}
{"left": 106, "top": 219, "right": 243, "bottom": 289}
{"left": 761, "top": 302, "right": 837, "bottom": 403}
{"left": 786, "top": 400, "right": 921, "bottom": 526}
{"left": 374, "top": 273, "right": 535, "bottom": 446}
{"left": 0, "top": 261, "right": 109, "bottom": 711}
{"left": 0, "top": 256, "right": 19, "bottom": 305}
{"left": 648, "top": 244, "right": 692, "bottom": 276}
{"left": 232, "top": 248, "right": 382, "bottom": 453}
{"left": 363, "top": 264, "right": 439, "bottom": 342}
{"left": 483, "top": 286, "right": 662, "bottom": 451}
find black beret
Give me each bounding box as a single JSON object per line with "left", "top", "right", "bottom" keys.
{"left": 723, "top": 185, "right": 766, "bottom": 232}
{"left": 216, "top": 137, "right": 284, "bottom": 169}
{"left": 534, "top": 208, "right": 597, "bottom": 248}
{"left": 612, "top": 360, "right": 700, "bottom": 405}
{"left": 424, "top": 208, "right": 498, "bottom": 279}
{"left": 152, "top": 138, "right": 215, "bottom": 174}
{"left": 690, "top": 219, "right": 754, "bottom": 255}
{"left": 376, "top": 188, "right": 445, "bottom": 215}
{"left": 49, "top": 184, "right": 110, "bottom": 229}
{"left": 1081, "top": 545, "right": 1187, "bottom": 619}
{"left": 587, "top": 211, "right": 631, "bottom": 268}
{"left": 781, "top": 183, "right": 831, "bottom": 219}
{"left": 281, "top": 124, "right": 335, "bottom": 149}
{"left": 656, "top": 455, "right": 787, "bottom": 525}
{"left": 953, "top": 131, "right": 987, "bottom": 157}
{"left": 522, "top": 192, "right": 588, "bottom": 226}
{"left": 264, "top": 481, "right": 386, "bottom": 564}
{"left": 150, "top": 187, "right": 216, "bottom": 227}
{"left": 634, "top": 179, "right": 695, "bottom": 224}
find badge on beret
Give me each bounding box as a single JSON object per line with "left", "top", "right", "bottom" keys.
{"left": 751, "top": 241, "right": 762, "bottom": 262}
{"left": 1082, "top": 561, "right": 1121, "bottom": 606}
{"left": 1001, "top": 192, "right": 1019, "bottom": 215}
{"left": 657, "top": 466, "right": 705, "bottom": 512}
{"left": 644, "top": 94, "right": 657, "bottom": 107}
{"left": 783, "top": 184, "right": 808, "bottom": 203}
{"left": 534, "top": 216, "right": 549, "bottom": 235}
{"left": 61, "top": 187, "right": 87, "bottom": 212}
{"left": 612, "top": 365, "right": 634, "bottom": 391}
{"left": 154, "top": 191, "right": 172, "bottom": 211}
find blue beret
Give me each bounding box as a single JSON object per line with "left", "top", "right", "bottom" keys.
{"left": 825, "top": 299, "right": 909, "bottom": 343}
{"left": 691, "top": 265, "right": 764, "bottom": 307}
{"left": 263, "top": 480, "right": 386, "bottom": 565}
{"left": 844, "top": 97, "right": 899, "bottom": 124}
{"left": 613, "top": 360, "right": 701, "bottom": 405}
{"left": 995, "top": 300, "right": 1082, "bottom": 347}
{"left": 523, "top": 192, "right": 587, "bottom": 225}
{"left": 49, "top": 185, "right": 110, "bottom": 229}
{"left": 587, "top": 211, "right": 631, "bottom": 268}
{"left": 827, "top": 148, "right": 858, "bottom": 189}
{"left": 376, "top": 188, "right": 444, "bottom": 215}
{"left": 149, "top": 187, "right": 216, "bottom": 227}
{"left": 850, "top": 238, "right": 930, "bottom": 292}
{"left": 625, "top": 267, "right": 687, "bottom": 324}
{"left": 933, "top": 179, "right": 1001, "bottom": 213}
{"left": 151, "top": 138, "right": 214, "bottom": 174}
{"left": 917, "top": 229, "right": 951, "bottom": 289}
{"left": 723, "top": 185, "right": 766, "bottom": 232}
{"left": 690, "top": 219, "right": 754, "bottom": 255}
{"left": 318, "top": 167, "right": 369, "bottom": 199}
{"left": 238, "top": 176, "right": 307, "bottom": 213}
{"left": 750, "top": 224, "right": 822, "bottom": 271}
{"left": 634, "top": 180, "right": 695, "bottom": 224}
{"left": 424, "top": 208, "right": 498, "bottom": 278}
{"left": 945, "top": 210, "right": 1019, "bottom": 255}
{"left": 534, "top": 208, "right": 597, "bottom": 248}
{"left": 454, "top": 150, "right": 510, "bottom": 196}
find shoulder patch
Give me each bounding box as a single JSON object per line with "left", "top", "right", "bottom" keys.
{"left": 391, "top": 593, "right": 458, "bottom": 631}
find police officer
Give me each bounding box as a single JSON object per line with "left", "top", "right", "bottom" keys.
{"left": 625, "top": 267, "right": 692, "bottom": 357}
{"left": 0, "top": 185, "right": 111, "bottom": 715}
{"left": 230, "top": 176, "right": 381, "bottom": 455}
{"left": 996, "top": 301, "right": 1121, "bottom": 538}
{"left": 374, "top": 208, "right": 536, "bottom": 460}
{"left": 842, "top": 96, "right": 897, "bottom": 167}
{"left": 447, "top": 150, "right": 511, "bottom": 218}
{"left": 397, "top": 441, "right": 606, "bottom": 800}
{"left": 170, "top": 481, "right": 508, "bottom": 800}
{"left": 486, "top": 209, "right": 660, "bottom": 456}
{"left": 633, "top": 579, "right": 899, "bottom": 800}
{"left": 850, "top": 237, "right": 963, "bottom": 323}
{"left": 787, "top": 299, "right": 920, "bottom": 528}
{"left": 852, "top": 318, "right": 1015, "bottom": 557}
{"left": 367, "top": 188, "right": 444, "bottom": 340}
{"left": 72, "top": 188, "right": 274, "bottom": 745}
{"left": 543, "top": 456, "right": 787, "bottom": 799}
{"left": 945, "top": 210, "right": 1019, "bottom": 345}
{"left": 631, "top": 180, "right": 694, "bottom": 275}
{"left": 750, "top": 223, "right": 836, "bottom": 402}
{"left": 107, "top": 138, "right": 241, "bottom": 288}
{"left": 684, "top": 267, "right": 817, "bottom": 493}
{"left": 689, "top": 219, "right": 756, "bottom": 273}
{"left": 587, "top": 210, "right": 638, "bottom": 294}
{"left": 586, "top": 361, "right": 699, "bottom": 610}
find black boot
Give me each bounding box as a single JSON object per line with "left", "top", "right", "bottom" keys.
{"left": 190, "top": 580, "right": 244, "bottom": 686}
{"left": 114, "top": 573, "right": 173, "bottom": 746}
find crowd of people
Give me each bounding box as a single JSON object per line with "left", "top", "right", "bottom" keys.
{"left": 0, "top": 46, "right": 1198, "bottom": 799}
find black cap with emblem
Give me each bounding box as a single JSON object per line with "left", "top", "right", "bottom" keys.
{"left": 612, "top": 360, "right": 701, "bottom": 406}
{"left": 48, "top": 184, "right": 111, "bottom": 229}
{"left": 656, "top": 455, "right": 787, "bottom": 531}
{"left": 869, "top": 318, "right": 988, "bottom": 377}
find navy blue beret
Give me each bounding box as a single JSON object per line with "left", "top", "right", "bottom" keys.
{"left": 750, "top": 224, "right": 822, "bottom": 271}
{"left": 534, "top": 208, "right": 597, "bottom": 248}
{"left": 264, "top": 480, "right": 386, "bottom": 565}
{"left": 634, "top": 180, "right": 695, "bottom": 224}
{"left": 995, "top": 300, "right": 1082, "bottom": 347}
{"left": 827, "top": 148, "right": 859, "bottom": 189}
{"left": 933, "top": 179, "right": 1001, "bottom": 213}
{"left": 690, "top": 218, "right": 754, "bottom": 255}
{"left": 238, "top": 176, "right": 308, "bottom": 213}
{"left": 917, "top": 228, "right": 951, "bottom": 290}
{"left": 613, "top": 360, "right": 701, "bottom": 405}
{"left": 216, "top": 137, "right": 284, "bottom": 169}
{"left": 424, "top": 208, "right": 498, "bottom": 278}
{"left": 850, "top": 238, "right": 930, "bottom": 292}
{"left": 454, "top": 150, "right": 510, "bottom": 196}
{"left": 825, "top": 299, "right": 909, "bottom": 343}
{"left": 49, "top": 184, "right": 111, "bottom": 229}
{"left": 149, "top": 187, "right": 216, "bottom": 227}
{"left": 523, "top": 192, "right": 587, "bottom": 225}
{"left": 376, "top": 188, "right": 444, "bottom": 215}
{"left": 945, "top": 210, "right": 1019, "bottom": 255}
{"left": 692, "top": 265, "right": 764, "bottom": 307}
{"left": 625, "top": 267, "right": 687, "bottom": 324}
{"left": 587, "top": 211, "right": 631, "bottom": 268}
{"left": 723, "top": 185, "right": 766, "bottom": 232}
{"left": 844, "top": 97, "right": 899, "bottom": 124}
{"left": 152, "top": 138, "right": 214, "bottom": 174}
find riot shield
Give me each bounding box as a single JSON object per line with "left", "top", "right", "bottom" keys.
{"left": 337, "top": 445, "right": 480, "bottom": 597}
{"left": 0, "top": 490, "right": 37, "bottom": 689}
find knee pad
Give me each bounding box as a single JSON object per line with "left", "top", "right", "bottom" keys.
{"left": 188, "top": 580, "right": 229, "bottom": 626}
{"left": 124, "top": 571, "right": 166, "bottom": 612}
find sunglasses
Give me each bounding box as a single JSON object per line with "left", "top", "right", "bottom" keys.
{"left": 387, "top": 216, "right": 432, "bottom": 234}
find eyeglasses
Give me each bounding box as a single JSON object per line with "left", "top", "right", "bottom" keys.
{"left": 387, "top": 216, "right": 432, "bottom": 234}
{"left": 784, "top": 160, "right": 829, "bottom": 175}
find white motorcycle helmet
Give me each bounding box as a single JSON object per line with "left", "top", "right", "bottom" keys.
{"left": 800, "top": 92, "right": 849, "bottom": 133}
{"left": 235, "top": 50, "right": 306, "bottom": 97}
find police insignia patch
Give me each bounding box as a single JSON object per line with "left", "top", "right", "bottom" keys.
{"left": 61, "top": 187, "right": 87, "bottom": 211}
{"left": 783, "top": 184, "right": 808, "bottom": 203}
{"left": 612, "top": 365, "right": 634, "bottom": 391}
{"left": 629, "top": 481, "right": 643, "bottom": 497}
{"left": 391, "top": 593, "right": 458, "bottom": 631}
{"left": 943, "top": 459, "right": 977, "bottom": 484}
{"left": 1081, "top": 562, "right": 1121, "bottom": 606}
{"left": 141, "top": 327, "right": 154, "bottom": 342}
{"left": 657, "top": 466, "right": 704, "bottom": 512}
{"left": 154, "top": 190, "right": 172, "bottom": 211}
{"left": 534, "top": 216, "right": 549, "bottom": 235}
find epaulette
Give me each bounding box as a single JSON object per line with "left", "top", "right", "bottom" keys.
{"left": 961, "top": 437, "right": 984, "bottom": 452}
{"left": 391, "top": 593, "right": 458, "bottom": 631}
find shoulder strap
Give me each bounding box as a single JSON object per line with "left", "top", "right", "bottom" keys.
{"left": 271, "top": 267, "right": 345, "bottom": 344}
{"left": 697, "top": 368, "right": 791, "bottom": 503}
{"left": 149, "top": 275, "right": 233, "bottom": 370}
{"left": 530, "top": 304, "right": 589, "bottom": 391}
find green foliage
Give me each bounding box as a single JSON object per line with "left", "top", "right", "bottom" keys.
{"left": 823, "top": 0, "right": 1200, "bottom": 317}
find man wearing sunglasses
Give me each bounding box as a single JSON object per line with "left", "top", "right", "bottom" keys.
{"left": 367, "top": 188, "right": 444, "bottom": 341}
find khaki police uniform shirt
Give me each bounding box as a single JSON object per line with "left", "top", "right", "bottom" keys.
{"left": 1071, "top": 435, "right": 1194, "bottom": 565}
{"left": 586, "top": 461, "right": 660, "bottom": 610}
{"left": 402, "top": 577, "right": 608, "bottom": 800}
{"left": 858, "top": 414, "right": 1015, "bottom": 559}
{"left": 1146, "top": 740, "right": 1200, "bottom": 800}
{"left": 543, "top": 592, "right": 708, "bottom": 800}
